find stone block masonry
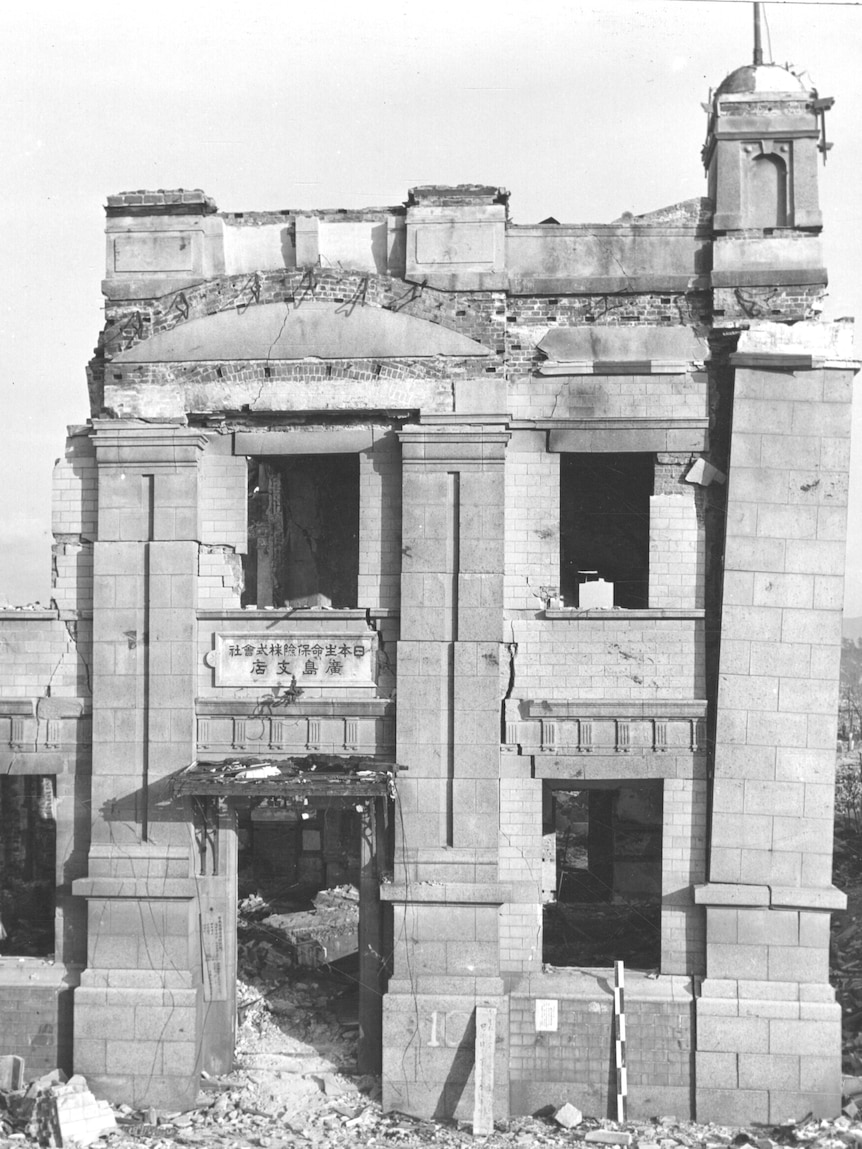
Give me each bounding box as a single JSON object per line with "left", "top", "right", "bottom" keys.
{"left": 695, "top": 331, "right": 855, "bottom": 1124}
{"left": 509, "top": 617, "right": 705, "bottom": 702}
{"left": 509, "top": 973, "right": 695, "bottom": 1120}
{"left": 0, "top": 964, "right": 78, "bottom": 1081}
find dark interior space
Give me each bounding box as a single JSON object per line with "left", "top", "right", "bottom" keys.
{"left": 238, "top": 799, "right": 362, "bottom": 907}
{"left": 560, "top": 452, "right": 653, "bottom": 608}
{"left": 235, "top": 798, "right": 364, "bottom": 1057}
{"left": 0, "top": 775, "right": 56, "bottom": 956}
{"left": 244, "top": 453, "right": 360, "bottom": 609}
{"left": 542, "top": 781, "right": 662, "bottom": 969}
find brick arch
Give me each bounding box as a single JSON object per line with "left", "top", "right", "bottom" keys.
{"left": 105, "top": 268, "right": 495, "bottom": 360}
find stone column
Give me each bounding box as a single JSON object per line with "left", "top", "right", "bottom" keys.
{"left": 695, "top": 324, "right": 857, "bottom": 1125}
{"left": 73, "top": 423, "right": 208, "bottom": 1110}
{"left": 382, "top": 424, "right": 510, "bottom": 1121}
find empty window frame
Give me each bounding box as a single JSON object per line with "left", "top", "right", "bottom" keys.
{"left": 0, "top": 775, "right": 57, "bottom": 957}
{"left": 560, "top": 453, "right": 652, "bottom": 609}
{"left": 244, "top": 454, "right": 360, "bottom": 609}
{"left": 542, "top": 780, "right": 662, "bottom": 969}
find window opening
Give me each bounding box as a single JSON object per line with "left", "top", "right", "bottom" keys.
{"left": 560, "top": 453, "right": 652, "bottom": 609}
{"left": 0, "top": 776, "right": 56, "bottom": 956}
{"left": 542, "top": 781, "right": 662, "bottom": 969}
{"left": 244, "top": 454, "right": 360, "bottom": 609}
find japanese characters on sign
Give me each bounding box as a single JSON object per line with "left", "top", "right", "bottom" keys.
{"left": 200, "top": 911, "right": 227, "bottom": 1001}
{"left": 211, "top": 633, "right": 377, "bottom": 688}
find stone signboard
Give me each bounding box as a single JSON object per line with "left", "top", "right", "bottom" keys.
{"left": 208, "top": 632, "right": 377, "bottom": 688}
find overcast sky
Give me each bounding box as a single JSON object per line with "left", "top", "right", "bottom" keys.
{"left": 1, "top": 0, "right": 860, "bottom": 613}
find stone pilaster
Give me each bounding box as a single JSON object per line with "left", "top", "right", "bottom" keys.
{"left": 73, "top": 423, "right": 208, "bottom": 1109}
{"left": 383, "top": 424, "right": 510, "bottom": 1121}
{"left": 695, "top": 324, "right": 857, "bottom": 1124}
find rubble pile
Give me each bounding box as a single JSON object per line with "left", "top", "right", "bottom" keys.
{"left": 0, "top": 1069, "right": 116, "bottom": 1147}
{"left": 238, "top": 887, "right": 359, "bottom": 975}
{"left": 12, "top": 1084, "right": 862, "bottom": 1149}
{"left": 263, "top": 885, "right": 360, "bottom": 966}
{"left": 831, "top": 816, "right": 862, "bottom": 1073}
{"left": 232, "top": 887, "right": 362, "bottom": 1115}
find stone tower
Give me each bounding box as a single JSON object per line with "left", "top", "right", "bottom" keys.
{"left": 694, "top": 34, "right": 855, "bottom": 1125}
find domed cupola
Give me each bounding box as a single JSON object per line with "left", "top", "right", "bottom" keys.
{"left": 714, "top": 61, "right": 810, "bottom": 98}
{"left": 703, "top": 4, "right": 831, "bottom": 232}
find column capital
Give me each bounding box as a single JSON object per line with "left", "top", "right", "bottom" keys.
{"left": 397, "top": 423, "right": 510, "bottom": 468}
{"left": 91, "top": 421, "right": 209, "bottom": 467}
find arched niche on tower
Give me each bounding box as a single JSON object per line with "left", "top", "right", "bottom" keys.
{"left": 747, "top": 151, "right": 788, "bottom": 228}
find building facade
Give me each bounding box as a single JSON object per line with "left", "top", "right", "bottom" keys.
{"left": 0, "top": 54, "right": 855, "bottom": 1125}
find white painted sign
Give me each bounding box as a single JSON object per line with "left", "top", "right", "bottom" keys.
{"left": 535, "top": 999, "right": 559, "bottom": 1032}
{"left": 209, "top": 632, "right": 376, "bottom": 688}
{"left": 200, "top": 912, "right": 227, "bottom": 1002}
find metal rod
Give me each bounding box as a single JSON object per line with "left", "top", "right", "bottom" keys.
{"left": 753, "top": 3, "right": 764, "bottom": 67}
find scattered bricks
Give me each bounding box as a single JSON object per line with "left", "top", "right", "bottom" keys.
{"left": 46, "top": 1078, "right": 118, "bottom": 1146}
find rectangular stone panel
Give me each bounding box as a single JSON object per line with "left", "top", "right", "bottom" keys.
{"left": 113, "top": 232, "right": 196, "bottom": 273}
{"left": 209, "top": 632, "right": 376, "bottom": 688}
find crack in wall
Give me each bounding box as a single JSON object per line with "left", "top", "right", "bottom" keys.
{"left": 501, "top": 641, "right": 518, "bottom": 742}
{"left": 366, "top": 610, "right": 395, "bottom": 696}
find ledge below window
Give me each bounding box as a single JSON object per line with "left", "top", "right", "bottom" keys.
{"left": 197, "top": 608, "right": 398, "bottom": 621}
{"left": 543, "top": 608, "right": 705, "bottom": 620}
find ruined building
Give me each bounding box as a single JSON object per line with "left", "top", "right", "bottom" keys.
{"left": 0, "top": 41, "right": 855, "bottom": 1128}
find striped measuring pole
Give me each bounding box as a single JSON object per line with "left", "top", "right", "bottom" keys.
{"left": 613, "top": 959, "right": 627, "bottom": 1123}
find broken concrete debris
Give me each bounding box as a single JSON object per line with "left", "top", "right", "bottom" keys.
{"left": 264, "top": 885, "right": 360, "bottom": 966}
{"left": 8, "top": 1032, "right": 862, "bottom": 1149}
{"left": 0, "top": 1059, "right": 23, "bottom": 1094}
{"left": 0, "top": 1070, "right": 116, "bottom": 1147}
{"left": 554, "top": 1102, "right": 584, "bottom": 1129}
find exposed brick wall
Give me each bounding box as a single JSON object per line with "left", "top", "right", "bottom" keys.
{"left": 107, "top": 189, "right": 215, "bottom": 212}
{"left": 102, "top": 363, "right": 457, "bottom": 421}
{"left": 102, "top": 270, "right": 505, "bottom": 357}
{"left": 713, "top": 284, "right": 826, "bottom": 326}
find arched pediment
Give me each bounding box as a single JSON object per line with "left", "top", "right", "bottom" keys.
{"left": 112, "top": 301, "right": 492, "bottom": 363}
